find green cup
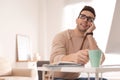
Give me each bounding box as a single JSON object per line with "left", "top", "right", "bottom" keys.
{"left": 88, "top": 50, "right": 102, "bottom": 67}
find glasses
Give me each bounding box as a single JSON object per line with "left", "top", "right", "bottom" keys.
{"left": 79, "top": 14, "right": 95, "bottom": 22}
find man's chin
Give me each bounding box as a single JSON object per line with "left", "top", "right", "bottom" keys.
{"left": 77, "top": 26, "right": 87, "bottom": 32}
{"left": 79, "top": 29, "right": 86, "bottom": 33}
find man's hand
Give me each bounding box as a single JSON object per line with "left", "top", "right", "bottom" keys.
{"left": 62, "top": 49, "right": 89, "bottom": 65}
{"left": 84, "top": 23, "right": 96, "bottom": 36}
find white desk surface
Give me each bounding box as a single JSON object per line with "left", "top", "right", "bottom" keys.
{"left": 38, "top": 65, "right": 120, "bottom": 80}
{"left": 37, "top": 65, "right": 120, "bottom": 73}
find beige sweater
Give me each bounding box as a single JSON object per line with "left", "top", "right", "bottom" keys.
{"left": 50, "top": 29, "right": 96, "bottom": 79}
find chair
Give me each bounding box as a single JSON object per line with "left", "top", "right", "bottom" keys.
{"left": 37, "top": 61, "right": 50, "bottom": 80}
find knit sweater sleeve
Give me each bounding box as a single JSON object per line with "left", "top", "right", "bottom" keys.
{"left": 50, "top": 31, "right": 68, "bottom": 63}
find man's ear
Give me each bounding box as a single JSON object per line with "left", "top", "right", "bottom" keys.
{"left": 76, "top": 18, "right": 79, "bottom": 24}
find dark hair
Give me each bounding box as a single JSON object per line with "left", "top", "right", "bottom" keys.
{"left": 79, "top": 6, "right": 96, "bottom": 17}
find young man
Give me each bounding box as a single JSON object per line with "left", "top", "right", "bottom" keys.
{"left": 50, "top": 6, "right": 106, "bottom": 80}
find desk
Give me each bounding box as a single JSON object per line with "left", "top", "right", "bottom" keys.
{"left": 37, "top": 65, "right": 120, "bottom": 80}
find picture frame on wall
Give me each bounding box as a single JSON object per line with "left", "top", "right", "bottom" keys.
{"left": 16, "top": 34, "right": 32, "bottom": 62}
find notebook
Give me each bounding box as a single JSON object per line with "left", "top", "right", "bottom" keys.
{"left": 43, "top": 61, "right": 84, "bottom": 67}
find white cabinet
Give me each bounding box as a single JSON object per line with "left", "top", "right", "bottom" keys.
{"left": 15, "top": 62, "right": 37, "bottom": 69}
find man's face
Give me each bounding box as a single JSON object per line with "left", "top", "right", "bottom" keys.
{"left": 76, "top": 11, "right": 95, "bottom": 32}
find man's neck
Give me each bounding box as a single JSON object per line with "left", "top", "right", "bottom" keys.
{"left": 74, "top": 28, "right": 84, "bottom": 37}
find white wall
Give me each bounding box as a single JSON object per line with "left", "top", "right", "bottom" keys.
{"left": 0, "top": 0, "right": 65, "bottom": 63}
{"left": 39, "top": 0, "right": 65, "bottom": 60}
{"left": 0, "top": 0, "right": 40, "bottom": 66}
